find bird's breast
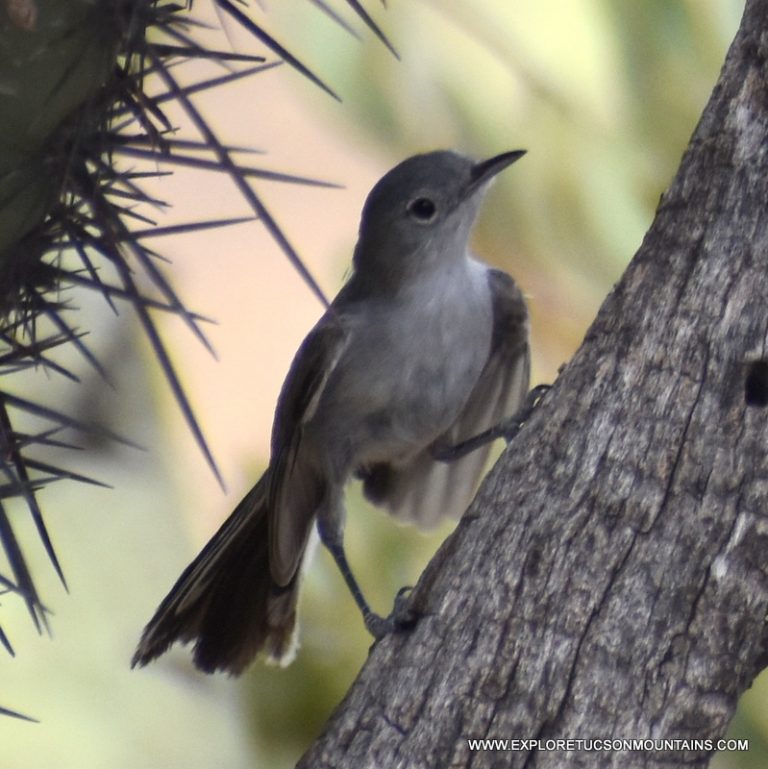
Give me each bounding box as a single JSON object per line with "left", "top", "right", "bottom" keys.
{"left": 309, "top": 260, "right": 494, "bottom": 466}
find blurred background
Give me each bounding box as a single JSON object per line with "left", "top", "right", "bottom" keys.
{"left": 3, "top": 0, "right": 763, "bottom": 767}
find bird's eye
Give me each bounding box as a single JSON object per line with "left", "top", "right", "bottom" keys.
{"left": 406, "top": 196, "right": 437, "bottom": 223}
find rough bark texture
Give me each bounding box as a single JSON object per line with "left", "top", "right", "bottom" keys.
{"left": 297, "top": 2, "right": 768, "bottom": 767}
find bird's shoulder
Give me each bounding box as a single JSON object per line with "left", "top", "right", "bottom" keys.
{"left": 486, "top": 267, "right": 528, "bottom": 355}
{"left": 271, "top": 311, "right": 350, "bottom": 456}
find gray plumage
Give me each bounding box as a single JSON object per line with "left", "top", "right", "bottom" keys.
{"left": 132, "top": 150, "right": 530, "bottom": 675}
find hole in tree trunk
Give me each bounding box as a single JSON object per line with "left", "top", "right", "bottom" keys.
{"left": 745, "top": 360, "right": 768, "bottom": 407}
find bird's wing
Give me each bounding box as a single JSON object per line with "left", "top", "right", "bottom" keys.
{"left": 268, "top": 313, "right": 351, "bottom": 584}
{"left": 362, "top": 268, "right": 530, "bottom": 528}
{"left": 133, "top": 315, "right": 351, "bottom": 670}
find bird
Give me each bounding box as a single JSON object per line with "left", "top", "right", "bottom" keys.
{"left": 132, "top": 149, "right": 530, "bottom": 675}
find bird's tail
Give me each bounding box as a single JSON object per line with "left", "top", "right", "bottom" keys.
{"left": 131, "top": 475, "right": 300, "bottom": 675}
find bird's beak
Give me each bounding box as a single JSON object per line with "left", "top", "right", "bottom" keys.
{"left": 465, "top": 150, "right": 526, "bottom": 197}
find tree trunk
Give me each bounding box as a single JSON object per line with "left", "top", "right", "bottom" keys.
{"left": 297, "top": 2, "right": 768, "bottom": 767}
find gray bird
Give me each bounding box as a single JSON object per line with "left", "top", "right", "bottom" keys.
{"left": 132, "top": 150, "right": 530, "bottom": 675}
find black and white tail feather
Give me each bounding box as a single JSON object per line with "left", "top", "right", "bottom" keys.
{"left": 132, "top": 477, "right": 302, "bottom": 674}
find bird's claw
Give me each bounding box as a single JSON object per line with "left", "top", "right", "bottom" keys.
{"left": 364, "top": 586, "right": 418, "bottom": 639}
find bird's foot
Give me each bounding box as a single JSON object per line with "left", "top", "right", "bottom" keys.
{"left": 432, "top": 383, "right": 552, "bottom": 462}
{"left": 364, "top": 586, "right": 418, "bottom": 639}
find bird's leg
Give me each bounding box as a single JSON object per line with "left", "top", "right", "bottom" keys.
{"left": 317, "top": 521, "right": 415, "bottom": 639}
{"left": 432, "top": 383, "right": 551, "bottom": 463}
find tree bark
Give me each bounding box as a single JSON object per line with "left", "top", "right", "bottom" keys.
{"left": 297, "top": 2, "right": 768, "bottom": 767}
